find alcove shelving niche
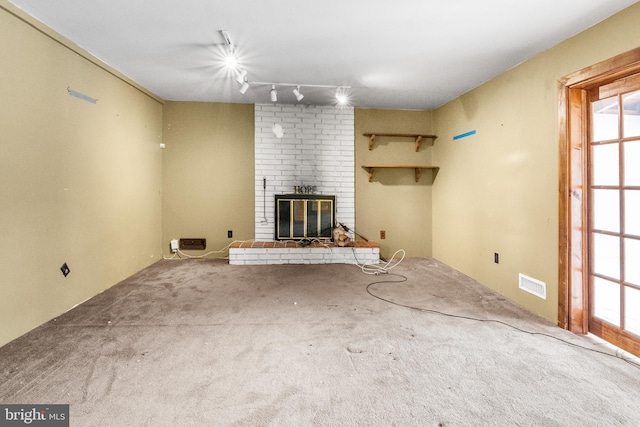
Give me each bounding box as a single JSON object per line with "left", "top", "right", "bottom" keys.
{"left": 361, "top": 133, "right": 439, "bottom": 183}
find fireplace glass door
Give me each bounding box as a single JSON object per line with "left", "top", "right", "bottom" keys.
{"left": 276, "top": 195, "right": 335, "bottom": 240}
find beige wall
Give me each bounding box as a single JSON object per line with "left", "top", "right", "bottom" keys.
{"left": 0, "top": 3, "right": 163, "bottom": 346}
{"left": 162, "top": 102, "right": 255, "bottom": 256}
{"left": 433, "top": 3, "right": 640, "bottom": 322}
{"left": 4, "top": 0, "right": 640, "bottom": 348}
{"left": 355, "top": 108, "right": 434, "bottom": 258}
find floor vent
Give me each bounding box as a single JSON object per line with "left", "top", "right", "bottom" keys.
{"left": 519, "top": 273, "right": 546, "bottom": 299}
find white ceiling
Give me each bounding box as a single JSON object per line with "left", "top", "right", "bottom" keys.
{"left": 7, "top": 0, "right": 639, "bottom": 109}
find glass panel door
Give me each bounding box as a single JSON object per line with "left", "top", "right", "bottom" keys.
{"left": 307, "top": 201, "right": 319, "bottom": 237}
{"left": 589, "top": 84, "right": 640, "bottom": 351}
{"left": 292, "top": 200, "right": 305, "bottom": 238}
{"left": 275, "top": 195, "right": 336, "bottom": 241}
{"left": 320, "top": 201, "right": 333, "bottom": 238}
{"left": 277, "top": 200, "right": 291, "bottom": 239}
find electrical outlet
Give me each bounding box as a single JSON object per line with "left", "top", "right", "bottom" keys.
{"left": 494, "top": 253, "right": 499, "bottom": 264}
{"left": 170, "top": 239, "right": 179, "bottom": 253}
{"left": 380, "top": 230, "right": 386, "bottom": 240}
{"left": 228, "top": 230, "right": 233, "bottom": 238}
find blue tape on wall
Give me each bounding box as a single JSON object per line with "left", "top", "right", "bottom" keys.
{"left": 67, "top": 87, "right": 97, "bottom": 104}
{"left": 453, "top": 130, "right": 476, "bottom": 140}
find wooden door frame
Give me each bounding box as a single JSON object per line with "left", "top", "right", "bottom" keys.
{"left": 558, "top": 47, "right": 640, "bottom": 333}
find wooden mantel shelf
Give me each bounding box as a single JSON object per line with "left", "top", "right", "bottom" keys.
{"left": 361, "top": 165, "right": 440, "bottom": 182}
{"left": 363, "top": 133, "right": 438, "bottom": 151}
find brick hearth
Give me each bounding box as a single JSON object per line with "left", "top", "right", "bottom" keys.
{"left": 229, "top": 240, "right": 379, "bottom": 265}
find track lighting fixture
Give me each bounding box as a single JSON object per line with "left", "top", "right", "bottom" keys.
{"left": 224, "top": 53, "right": 238, "bottom": 69}
{"left": 221, "top": 30, "right": 352, "bottom": 105}
{"left": 239, "top": 80, "right": 249, "bottom": 95}
{"left": 235, "top": 69, "right": 247, "bottom": 84}
{"left": 250, "top": 82, "right": 351, "bottom": 104}
{"left": 235, "top": 79, "right": 352, "bottom": 104}
{"left": 335, "top": 88, "right": 349, "bottom": 106}
{"left": 221, "top": 30, "right": 238, "bottom": 70}
{"left": 222, "top": 30, "right": 249, "bottom": 97}
{"left": 293, "top": 86, "right": 304, "bottom": 102}
{"left": 221, "top": 30, "right": 233, "bottom": 49}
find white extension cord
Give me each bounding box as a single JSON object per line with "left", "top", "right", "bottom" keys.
{"left": 355, "top": 248, "right": 406, "bottom": 275}
{"left": 162, "top": 240, "right": 245, "bottom": 260}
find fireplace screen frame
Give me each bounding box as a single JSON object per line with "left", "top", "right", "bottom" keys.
{"left": 275, "top": 194, "right": 335, "bottom": 241}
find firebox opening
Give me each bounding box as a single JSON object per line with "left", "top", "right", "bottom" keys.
{"left": 275, "top": 194, "right": 336, "bottom": 241}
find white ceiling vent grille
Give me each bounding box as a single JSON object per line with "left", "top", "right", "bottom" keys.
{"left": 519, "top": 273, "right": 546, "bottom": 299}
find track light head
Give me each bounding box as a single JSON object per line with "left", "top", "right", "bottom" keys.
{"left": 293, "top": 86, "right": 304, "bottom": 102}
{"left": 235, "top": 69, "right": 247, "bottom": 84}
{"left": 336, "top": 88, "right": 349, "bottom": 106}
{"left": 224, "top": 52, "right": 238, "bottom": 69}
{"left": 221, "top": 31, "right": 238, "bottom": 69}
{"left": 239, "top": 80, "right": 249, "bottom": 95}
{"left": 269, "top": 85, "right": 278, "bottom": 102}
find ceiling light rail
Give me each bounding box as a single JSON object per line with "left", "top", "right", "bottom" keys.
{"left": 250, "top": 82, "right": 350, "bottom": 90}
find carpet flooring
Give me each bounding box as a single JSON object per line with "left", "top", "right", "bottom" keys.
{"left": 1, "top": 258, "right": 639, "bottom": 426}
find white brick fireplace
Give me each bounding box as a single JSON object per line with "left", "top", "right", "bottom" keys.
{"left": 254, "top": 104, "right": 355, "bottom": 241}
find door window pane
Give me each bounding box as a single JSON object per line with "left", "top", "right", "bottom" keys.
{"left": 594, "top": 277, "right": 621, "bottom": 326}
{"left": 593, "top": 233, "right": 620, "bottom": 279}
{"left": 625, "top": 190, "right": 640, "bottom": 236}
{"left": 625, "top": 286, "right": 640, "bottom": 336}
{"left": 592, "top": 143, "right": 619, "bottom": 186}
{"left": 593, "top": 189, "right": 619, "bottom": 232}
{"left": 592, "top": 97, "right": 619, "bottom": 142}
{"left": 624, "top": 141, "right": 640, "bottom": 186}
{"left": 623, "top": 90, "right": 640, "bottom": 138}
{"left": 625, "top": 238, "right": 640, "bottom": 286}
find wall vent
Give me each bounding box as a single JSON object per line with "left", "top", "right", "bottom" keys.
{"left": 519, "top": 273, "right": 546, "bottom": 299}
{"left": 179, "top": 238, "right": 206, "bottom": 250}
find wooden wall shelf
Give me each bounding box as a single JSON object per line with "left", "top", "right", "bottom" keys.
{"left": 363, "top": 133, "right": 438, "bottom": 151}
{"left": 361, "top": 165, "right": 439, "bottom": 182}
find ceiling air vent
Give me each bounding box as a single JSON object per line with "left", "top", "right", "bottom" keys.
{"left": 519, "top": 273, "right": 546, "bottom": 299}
